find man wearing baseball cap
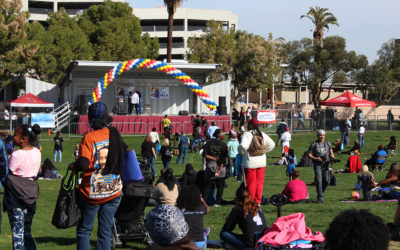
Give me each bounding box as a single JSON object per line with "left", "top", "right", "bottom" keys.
{"left": 308, "top": 129, "right": 336, "bottom": 203}
{"left": 238, "top": 118, "right": 275, "bottom": 204}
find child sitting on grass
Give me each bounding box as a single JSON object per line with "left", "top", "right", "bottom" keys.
{"left": 274, "top": 153, "right": 288, "bottom": 166}
{"left": 357, "top": 165, "right": 376, "bottom": 201}
{"left": 177, "top": 185, "right": 210, "bottom": 250}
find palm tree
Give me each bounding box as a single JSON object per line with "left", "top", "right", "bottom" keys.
{"left": 163, "top": 0, "right": 185, "bottom": 62}
{"left": 300, "top": 6, "right": 339, "bottom": 47}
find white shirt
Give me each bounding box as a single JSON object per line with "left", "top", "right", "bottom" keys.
{"left": 149, "top": 131, "right": 160, "bottom": 144}
{"left": 238, "top": 131, "right": 275, "bottom": 169}
{"left": 359, "top": 126, "right": 365, "bottom": 134}
{"left": 131, "top": 93, "right": 140, "bottom": 104}
{"left": 4, "top": 109, "right": 9, "bottom": 120}
{"left": 281, "top": 131, "right": 291, "bottom": 143}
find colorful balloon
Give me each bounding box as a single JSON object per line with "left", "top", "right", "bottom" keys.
{"left": 89, "top": 59, "right": 218, "bottom": 111}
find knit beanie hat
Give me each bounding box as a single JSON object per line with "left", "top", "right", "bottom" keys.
{"left": 145, "top": 204, "right": 189, "bottom": 246}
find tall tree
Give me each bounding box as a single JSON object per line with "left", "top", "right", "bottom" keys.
{"left": 301, "top": 6, "right": 339, "bottom": 47}
{"left": 282, "top": 36, "right": 368, "bottom": 108}
{"left": 26, "top": 11, "right": 94, "bottom": 84}
{"left": 79, "top": 0, "right": 159, "bottom": 61}
{"left": 188, "top": 21, "right": 280, "bottom": 103}
{"left": 356, "top": 40, "right": 400, "bottom": 106}
{"left": 163, "top": 0, "right": 185, "bottom": 62}
{"left": 0, "top": 0, "right": 38, "bottom": 89}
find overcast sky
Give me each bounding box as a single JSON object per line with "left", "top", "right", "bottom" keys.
{"left": 126, "top": 0, "right": 400, "bottom": 64}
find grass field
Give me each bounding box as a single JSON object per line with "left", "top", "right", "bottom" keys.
{"left": 0, "top": 129, "right": 399, "bottom": 249}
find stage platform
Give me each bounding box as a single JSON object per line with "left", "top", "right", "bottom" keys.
{"left": 77, "top": 115, "right": 231, "bottom": 135}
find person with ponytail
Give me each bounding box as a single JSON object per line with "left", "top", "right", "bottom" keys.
{"left": 3, "top": 124, "right": 41, "bottom": 249}
{"left": 71, "top": 102, "right": 127, "bottom": 250}
{"left": 220, "top": 184, "right": 267, "bottom": 249}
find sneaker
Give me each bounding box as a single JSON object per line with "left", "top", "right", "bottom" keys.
{"left": 203, "top": 227, "right": 211, "bottom": 238}
{"left": 213, "top": 204, "right": 221, "bottom": 207}
{"left": 317, "top": 199, "right": 324, "bottom": 203}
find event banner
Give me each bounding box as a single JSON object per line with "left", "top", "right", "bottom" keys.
{"left": 150, "top": 87, "right": 169, "bottom": 99}
{"left": 31, "top": 113, "right": 56, "bottom": 128}
{"left": 257, "top": 110, "right": 277, "bottom": 123}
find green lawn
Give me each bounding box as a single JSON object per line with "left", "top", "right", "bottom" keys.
{"left": 0, "top": 130, "right": 399, "bottom": 249}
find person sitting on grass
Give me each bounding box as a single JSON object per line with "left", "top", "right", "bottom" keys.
{"left": 274, "top": 153, "right": 288, "bottom": 166}
{"left": 385, "top": 136, "right": 397, "bottom": 152}
{"left": 325, "top": 209, "right": 389, "bottom": 250}
{"left": 281, "top": 169, "right": 308, "bottom": 203}
{"left": 364, "top": 144, "right": 387, "bottom": 170}
{"left": 145, "top": 204, "right": 198, "bottom": 250}
{"left": 342, "top": 139, "right": 361, "bottom": 155}
{"left": 177, "top": 185, "right": 210, "bottom": 250}
{"left": 377, "top": 163, "right": 400, "bottom": 188}
{"left": 154, "top": 168, "right": 179, "bottom": 206}
{"left": 332, "top": 139, "right": 342, "bottom": 153}
{"left": 286, "top": 159, "right": 296, "bottom": 181}
{"left": 357, "top": 165, "right": 376, "bottom": 201}
{"left": 180, "top": 163, "right": 197, "bottom": 188}
{"left": 220, "top": 184, "right": 267, "bottom": 249}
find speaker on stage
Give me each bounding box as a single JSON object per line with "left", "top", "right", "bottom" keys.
{"left": 217, "top": 106, "right": 227, "bottom": 115}
{"left": 179, "top": 110, "right": 189, "bottom": 116}
{"left": 79, "top": 95, "right": 89, "bottom": 115}
{"left": 219, "top": 96, "right": 226, "bottom": 107}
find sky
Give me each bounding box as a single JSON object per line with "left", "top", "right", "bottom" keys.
{"left": 126, "top": 0, "right": 400, "bottom": 64}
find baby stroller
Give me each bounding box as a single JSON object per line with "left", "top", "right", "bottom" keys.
{"left": 111, "top": 161, "right": 154, "bottom": 249}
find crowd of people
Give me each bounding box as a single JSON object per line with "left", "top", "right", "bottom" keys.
{"left": 0, "top": 102, "right": 399, "bottom": 250}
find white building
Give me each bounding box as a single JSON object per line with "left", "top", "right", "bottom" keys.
{"left": 132, "top": 8, "right": 238, "bottom": 60}
{"left": 21, "top": 0, "right": 124, "bottom": 22}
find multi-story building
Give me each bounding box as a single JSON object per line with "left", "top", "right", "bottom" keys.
{"left": 132, "top": 7, "right": 238, "bottom": 60}
{"left": 21, "top": 0, "right": 124, "bottom": 22}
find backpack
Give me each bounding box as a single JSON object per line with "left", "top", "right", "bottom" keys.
{"left": 248, "top": 132, "right": 265, "bottom": 156}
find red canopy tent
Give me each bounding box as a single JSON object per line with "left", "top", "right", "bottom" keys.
{"left": 7, "top": 93, "right": 54, "bottom": 130}
{"left": 320, "top": 91, "right": 376, "bottom": 107}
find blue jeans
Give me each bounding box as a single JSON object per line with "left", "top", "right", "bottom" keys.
{"left": 77, "top": 195, "right": 121, "bottom": 250}
{"left": 54, "top": 150, "right": 62, "bottom": 163}
{"left": 144, "top": 157, "right": 156, "bottom": 176}
{"left": 8, "top": 204, "right": 36, "bottom": 250}
{"left": 359, "top": 133, "right": 364, "bottom": 149}
{"left": 163, "top": 160, "right": 170, "bottom": 169}
{"left": 228, "top": 157, "right": 237, "bottom": 176}
{"left": 220, "top": 231, "right": 246, "bottom": 249}
{"left": 314, "top": 163, "right": 330, "bottom": 201}
{"left": 176, "top": 145, "right": 188, "bottom": 164}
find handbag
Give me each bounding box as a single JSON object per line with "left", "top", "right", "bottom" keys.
{"left": 6, "top": 174, "right": 39, "bottom": 205}
{"left": 51, "top": 169, "right": 81, "bottom": 229}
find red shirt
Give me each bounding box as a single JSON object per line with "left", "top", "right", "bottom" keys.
{"left": 282, "top": 179, "right": 308, "bottom": 202}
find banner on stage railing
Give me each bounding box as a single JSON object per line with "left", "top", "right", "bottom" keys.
{"left": 150, "top": 87, "right": 169, "bottom": 99}
{"left": 31, "top": 113, "right": 56, "bottom": 128}
{"left": 257, "top": 110, "right": 277, "bottom": 123}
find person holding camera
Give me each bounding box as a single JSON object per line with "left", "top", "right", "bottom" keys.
{"left": 308, "top": 129, "right": 336, "bottom": 203}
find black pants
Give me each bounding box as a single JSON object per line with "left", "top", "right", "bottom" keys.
{"left": 133, "top": 104, "right": 139, "bottom": 115}
{"left": 128, "top": 103, "right": 133, "bottom": 114}
{"left": 214, "top": 177, "right": 225, "bottom": 205}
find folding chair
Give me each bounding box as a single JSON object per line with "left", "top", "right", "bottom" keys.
{"left": 373, "top": 155, "right": 387, "bottom": 172}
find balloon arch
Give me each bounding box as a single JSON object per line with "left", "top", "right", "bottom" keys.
{"left": 89, "top": 58, "right": 217, "bottom": 111}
